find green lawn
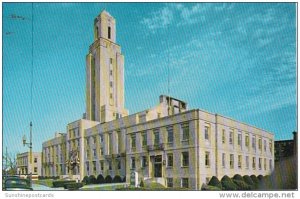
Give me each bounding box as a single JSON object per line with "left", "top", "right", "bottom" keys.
{"left": 32, "top": 179, "right": 54, "bottom": 187}
{"left": 80, "top": 184, "right": 125, "bottom": 191}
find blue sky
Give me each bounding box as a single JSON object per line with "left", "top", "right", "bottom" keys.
{"left": 2, "top": 3, "right": 296, "bottom": 157}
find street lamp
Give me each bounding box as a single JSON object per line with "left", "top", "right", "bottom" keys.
{"left": 22, "top": 121, "right": 33, "bottom": 186}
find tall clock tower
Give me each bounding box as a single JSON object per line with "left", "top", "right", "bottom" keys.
{"left": 86, "top": 10, "right": 128, "bottom": 123}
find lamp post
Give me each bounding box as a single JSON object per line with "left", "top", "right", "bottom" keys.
{"left": 22, "top": 122, "right": 33, "bottom": 186}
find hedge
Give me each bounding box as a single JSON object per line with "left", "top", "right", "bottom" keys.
{"left": 221, "top": 175, "right": 238, "bottom": 190}
{"left": 201, "top": 184, "right": 222, "bottom": 191}
{"left": 96, "top": 174, "right": 105, "bottom": 184}
{"left": 257, "top": 175, "right": 264, "bottom": 182}
{"left": 88, "top": 175, "right": 97, "bottom": 184}
{"left": 243, "top": 175, "right": 254, "bottom": 186}
{"left": 250, "top": 175, "right": 259, "bottom": 184}
{"left": 63, "top": 182, "right": 83, "bottom": 190}
{"left": 208, "top": 176, "right": 222, "bottom": 189}
{"left": 53, "top": 180, "right": 76, "bottom": 188}
{"left": 233, "top": 179, "right": 252, "bottom": 190}
{"left": 232, "top": 174, "right": 243, "bottom": 181}
{"left": 105, "top": 175, "right": 112, "bottom": 183}
{"left": 82, "top": 176, "right": 89, "bottom": 184}
{"left": 113, "top": 175, "right": 122, "bottom": 183}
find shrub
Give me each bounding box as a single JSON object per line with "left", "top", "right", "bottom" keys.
{"left": 221, "top": 175, "right": 238, "bottom": 190}
{"left": 105, "top": 175, "right": 112, "bottom": 183}
{"left": 63, "top": 182, "right": 83, "bottom": 190}
{"left": 232, "top": 174, "right": 243, "bottom": 181}
{"left": 113, "top": 175, "right": 122, "bottom": 183}
{"left": 208, "top": 176, "right": 222, "bottom": 189}
{"left": 96, "top": 174, "right": 105, "bottom": 184}
{"left": 53, "top": 180, "right": 76, "bottom": 187}
{"left": 88, "top": 175, "right": 97, "bottom": 184}
{"left": 201, "top": 184, "right": 222, "bottom": 191}
{"left": 257, "top": 175, "right": 264, "bottom": 182}
{"left": 250, "top": 175, "right": 259, "bottom": 184}
{"left": 233, "top": 179, "right": 252, "bottom": 190}
{"left": 243, "top": 175, "right": 254, "bottom": 186}
{"left": 140, "top": 180, "right": 144, "bottom": 187}
{"left": 82, "top": 176, "right": 89, "bottom": 185}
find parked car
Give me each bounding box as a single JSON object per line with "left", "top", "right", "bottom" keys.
{"left": 4, "top": 177, "right": 33, "bottom": 190}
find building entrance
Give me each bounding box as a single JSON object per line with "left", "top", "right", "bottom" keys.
{"left": 154, "top": 155, "right": 162, "bottom": 177}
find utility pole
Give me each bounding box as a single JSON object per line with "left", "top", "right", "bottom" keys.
{"left": 6, "top": 146, "right": 8, "bottom": 177}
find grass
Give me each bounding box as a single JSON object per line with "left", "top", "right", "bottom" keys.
{"left": 80, "top": 183, "right": 125, "bottom": 191}
{"left": 32, "top": 179, "right": 54, "bottom": 187}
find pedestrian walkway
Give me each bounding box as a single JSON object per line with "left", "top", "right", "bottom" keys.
{"left": 32, "top": 183, "right": 64, "bottom": 191}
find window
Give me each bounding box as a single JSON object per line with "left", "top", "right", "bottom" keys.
{"left": 108, "top": 26, "right": 111, "bottom": 39}
{"left": 86, "top": 162, "right": 89, "bottom": 173}
{"left": 86, "top": 149, "right": 90, "bottom": 159}
{"left": 167, "top": 153, "right": 173, "bottom": 167}
{"left": 110, "top": 93, "right": 113, "bottom": 99}
{"left": 117, "top": 159, "right": 121, "bottom": 170}
{"left": 100, "top": 161, "right": 104, "bottom": 170}
{"left": 182, "top": 152, "right": 189, "bottom": 167}
{"left": 131, "top": 134, "right": 136, "bottom": 149}
{"left": 141, "top": 156, "right": 147, "bottom": 168}
{"left": 246, "top": 156, "right": 249, "bottom": 169}
{"left": 110, "top": 81, "right": 113, "bottom": 88}
{"left": 269, "top": 140, "right": 273, "bottom": 154}
{"left": 269, "top": 159, "right": 272, "bottom": 170}
{"left": 181, "top": 178, "right": 189, "bottom": 188}
{"left": 182, "top": 123, "right": 189, "bottom": 141}
{"left": 238, "top": 155, "right": 242, "bottom": 168}
{"left": 264, "top": 158, "right": 267, "bottom": 170}
{"left": 110, "top": 58, "right": 113, "bottom": 64}
{"left": 100, "top": 146, "right": 104, "bottom": 156}
{"left": 154, "top": 130, "right": 160, "bottom": 145}
{"left": 252, "top": 157, "right": 256, "bottom": 170}
{"left": 222, "top": 153, "right": 226, "bottom": 168}
{"left": 142, "top": 132, "right": 147, "bottom": 146}
{"left": 131, "top": 157, "right": 136, "bottom": 169}
{"left": 205, "top": 152, "right": 210, "bottom": 167}
{"left": 238, "top": 133, "right": 242, "bottom": 146}
{"left": 259, "top": 158, "right": 262, "bottom": 170}
{"left": 93, "top": 161, "right": 96, "bottom": 172}
{"left": 34, "top": 167, "right": 37, "bottom": 173}
{"left": 222, "top": 129, "right": 226, "bottom": 144}
{"left": 93, "top": 149, "right": 97, "bottom": 158}
{"left": 252, "top": 136, "right": 256, "bottom": 150}
{"left": 229, "top": 131, "right": 234, "bottom": 145}
{"left": 99, "top": 135, "right": 104, "bottom": 143}
{"left": 204, "top": 126, "right": 209, "bottom": 140}
{"left": 245, "top": 135, "right": 249, "bottom": 148}
{"left": 167, "top": 178, "right": 173, "bottom": 188}
{"left": 258, "top": 138, "right": 262, "bottom": 150}
{"left": 167, "top": 127, "right": 174, "bottom": 144}
{"left": 230, "top": 154, "right": 234, "bottom": 169}
{"left": 34, "top": 158, "right": 37, "bottom": 163}
{"left": 110, "top": 70, "right": 113, "bottom": 76}
{"left": 108, "top": 161, "right": 112, "bottom": 170}
{"left": 264, "top": 140, "right": 267, "bottom": 152}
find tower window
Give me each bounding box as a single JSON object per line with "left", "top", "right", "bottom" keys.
{"left": 108, "top": 26, "right": 111, "bottom": 39}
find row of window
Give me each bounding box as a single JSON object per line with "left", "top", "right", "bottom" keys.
{"left": 130, "top": 152, "right": 273, "bottom": 171}
{"left": 86, "top": 159, "right": 121, "bottom": 174}
{"left": 221, "top": 129, "right": 273, "bottom": 153}
{"left": 221, "top": 153, "right": 272, "bottom": 170}
{"left": 167, "top": 178, "right": 189, "bottom": 188}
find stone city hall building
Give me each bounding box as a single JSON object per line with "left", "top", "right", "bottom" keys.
{"left": 42, "top": 10, "right": 274, "bottom": 189}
